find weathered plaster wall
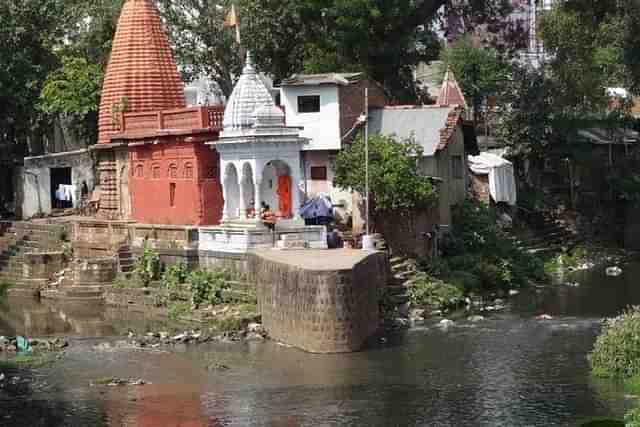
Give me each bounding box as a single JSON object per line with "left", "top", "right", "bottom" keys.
{"left": 22, "top": 149, "right": 95, "bottom": 219}
{"left": 419, "top": 124, "right": 467, "bottom": 226}
{"left": 250, "top": 251, "right": 386, "bottom": 353}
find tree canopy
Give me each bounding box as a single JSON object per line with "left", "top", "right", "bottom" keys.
{"left": 0, "top": 0, "right": 64, "bottom": 148}
{"left": 439, "top": 35, "right": 509, "bottom": 121}
{"left": 240, "top": 0, "right": 512, "bottom": 103}
{"left": 157, "top": 0, "right": 242, "bottom": 99}
{"left": 333, "top": 133, "right": 437, "bottom": 215}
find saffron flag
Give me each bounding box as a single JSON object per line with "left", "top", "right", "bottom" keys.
{"left": 223, "top": 4, "right": 241, "bottom": 45}
{"left": 224, "top": 4, "right": 239, "bottom": 28}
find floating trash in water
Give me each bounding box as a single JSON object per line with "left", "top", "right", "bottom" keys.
{"left": 509, "top": 289, "right": 520, "bottom": 296}
{"left": 564, "top": 282, "right": 580, "bottom": 287}
{"left": 606, "top": 266, "right": 623, "bottom": 277}
{"left": 438, "top": 319, "right": 455, "bottom": 328}
{"left": 16, "top": 336, "right": 32, "bottom": 354}
{"left": 536, "top": 314, "right": 553, "bottom": 321}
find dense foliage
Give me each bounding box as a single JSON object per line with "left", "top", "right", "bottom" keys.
{"left": 240, "top": 0, "right": 512, "bottom": 103}
{"left": 498, "top": 0, "right": 640, "bottom": 164}
{"left": 439, "top": 200, "right": 545, "bottom": 290}
{"left": 0, "top": 0, "right": 64, "bottom": 148}
{"left": 406, "top": 272, "right": 464, "bottom": 309}
{"left": 157, "top": 0, "right": 242, "bottom": 98}
{"left": 40, "top": 57, "right": 103, "bottom": 141}
{"left": 439, "top": 36, "right": 509, "bottom": 122}
{"left": 625, "top": 408, "right": 640, "bottom": 427}
{"left": 589, "top": 306, "right": 640, "bottom": 379}
{"left": 333, "top": 133, "right": 437, "bottom": 216}
{"left": 187, "top": 268, "right": 231, "bottom": 307}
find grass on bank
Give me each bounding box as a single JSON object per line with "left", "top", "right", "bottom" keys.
{"left": 0, "top": 353, "right": 57, "bottom": 370}
{"left": 119, "top": 253, "right": 258, "bottom": 333}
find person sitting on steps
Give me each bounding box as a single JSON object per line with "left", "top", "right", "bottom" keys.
{"left": 260, "top": 202, "right": 277, "bottom": 231}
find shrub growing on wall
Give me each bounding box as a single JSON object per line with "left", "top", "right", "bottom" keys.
{"left": 133, "top": 244, "right": 161, "bottom": 287}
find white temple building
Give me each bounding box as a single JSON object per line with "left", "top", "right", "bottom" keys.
{"left": 199, "top": 53, "right": 327, "bottom": 253}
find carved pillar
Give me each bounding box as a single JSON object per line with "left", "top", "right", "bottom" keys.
{"left": 221, "top": 165, "right": 230, "bottom": 221}
{"left": 291, "top": 158, "right": 302, "bottom": 219}
{"left": 238, "top": 172, "right": 247, "bottom": 220}
{"left": 254, "top": 181, "right": 262, "bottom": 217}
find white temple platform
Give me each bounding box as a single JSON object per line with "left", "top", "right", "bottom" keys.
{"left": 199, "top": 219, "right": 327, "bottom": 254}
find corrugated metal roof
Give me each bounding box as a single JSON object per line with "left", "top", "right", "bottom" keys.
{"left": 280, "top": 73, "right": 363, "bottom": 86}
{"left": 577, "top": 128, "right": 640, "bottom": 145}
{"left": 368, "top": 107, "right": 453, "bottom": 156}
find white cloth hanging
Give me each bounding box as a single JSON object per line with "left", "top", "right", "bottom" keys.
{"left": 468, "top": 153, "right": 517, "bottom": 206}
{"left": 57, "top": 184, "right": 76, "bottom": 203}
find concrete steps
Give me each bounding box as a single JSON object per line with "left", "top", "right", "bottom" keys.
{"left": 117, "top": 245, "right": 134, "bottom": 276}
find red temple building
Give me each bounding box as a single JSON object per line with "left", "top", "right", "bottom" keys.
{"left": 94, "top": 0, "right": 223, "bottom": 225}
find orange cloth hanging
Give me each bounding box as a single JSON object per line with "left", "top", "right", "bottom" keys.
{"left": 277, "top": 175, "right": 292, "bottom": 218}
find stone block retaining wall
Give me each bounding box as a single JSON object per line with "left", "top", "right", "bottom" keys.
{"left": 249, "top": 251, "right": 387, "bottom": 353}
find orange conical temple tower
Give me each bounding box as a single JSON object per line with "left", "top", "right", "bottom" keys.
{"left": 97, "top": 0, "right": 186, "bottom": 145}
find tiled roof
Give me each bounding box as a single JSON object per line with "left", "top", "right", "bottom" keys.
{"left": 97, "top": 0, "right": 186, "bottom": 144}
{"left": 222, "top": 52, "right": 275, "bottom": 132}
{"left": 368, "top": 106, "right": 463, "bottom": 156}
{"left": 280, "top": 73, "right": 363, "bottom": 86}
{"left": 436, "top": 68, "right": 468, "bottom": 109}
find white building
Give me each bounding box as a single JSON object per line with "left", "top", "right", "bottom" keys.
{"left": 278, "top": 73, "right": 386, "bottom": 221}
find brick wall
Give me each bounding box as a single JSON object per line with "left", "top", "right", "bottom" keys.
{"left": 339, "top": 79, "right": 386, "bottom": 138}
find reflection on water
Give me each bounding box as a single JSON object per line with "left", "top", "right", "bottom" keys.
{"left": 1, "top": 262, "right": 640, "bottom": 426}
{"left": 0, "top": 297, "right": 186, "bottom": 338}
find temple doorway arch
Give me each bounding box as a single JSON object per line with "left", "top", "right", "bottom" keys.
{"left": 223, "top": 163, "right": 240, "bottom": 219}
{"left": 259, "top": 160, "right": 292, "bottom": 218}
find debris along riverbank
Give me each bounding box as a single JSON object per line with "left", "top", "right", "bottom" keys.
{"left": 0, "top": 336, "right": 68, "bottom": 354}
{"left": 122, "top": 321, "right": 268, "bottom": 350}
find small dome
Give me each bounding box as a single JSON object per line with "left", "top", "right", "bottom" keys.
{"left": 253, "top": 104, "right": 285, "bottom": 128}
{"left": 223, "top": 52, "right": 275, "bottom": 131}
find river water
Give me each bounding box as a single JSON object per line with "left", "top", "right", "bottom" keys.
{"left": 0, "top": 263, "right": 639, "bottom": 426}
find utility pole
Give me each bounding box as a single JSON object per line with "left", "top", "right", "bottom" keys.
{"left": 364, "top": 87, "right": 370, "bottom": 236}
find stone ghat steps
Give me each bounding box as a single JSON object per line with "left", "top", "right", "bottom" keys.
{"left": 0, "top": 222, "right": 67, "bottom": 296}
{"left": 42, "top": 284, "right": 108, "bottom": 301}
{"left": 117, "top": 246, "right": 134, "bottom": 276}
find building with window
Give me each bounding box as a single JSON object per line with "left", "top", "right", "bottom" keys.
{"left": 368, "top": 105, "right": 468, "bottom": 226}
{"left": 278, "top": 73, "right": 386, "bottom": 220}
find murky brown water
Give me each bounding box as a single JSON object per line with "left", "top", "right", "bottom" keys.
{"left": 1, "top": 263, "right": 639, "bottom": 426}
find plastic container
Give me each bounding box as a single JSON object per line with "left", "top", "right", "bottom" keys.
{"left": 362, "top": 234, "right": 376, "bottom": 251}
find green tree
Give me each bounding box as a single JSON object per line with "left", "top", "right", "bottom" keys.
{"left": 240, "top": 0, "right": 511, "bottom": 103}
{"left": 157, "top": 0, "right": 242, "bottom": 98}
{"left": 439, "top": 35, "right": 510, "bottom": 124}
{"left": 333, "top": 133, "right": 437, "bottom": 217}
{"left": 59, "top": 0, "right": 124, "bottom": 68}
{"left": 0, "top": 0, "right": 64, "bottom": 150}
{"left": 40, "top": 57, "right": 103, "bottom": 143}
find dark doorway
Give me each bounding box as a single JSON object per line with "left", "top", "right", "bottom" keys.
{"left": 50, "top": 167, "right": 72, "bottom": 209}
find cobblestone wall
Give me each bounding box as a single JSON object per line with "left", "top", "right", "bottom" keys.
{"left": 249, "top": 251, "right": 386, "bottom": 353}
